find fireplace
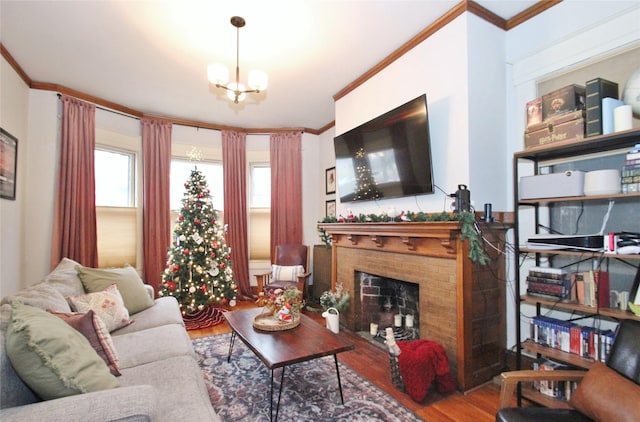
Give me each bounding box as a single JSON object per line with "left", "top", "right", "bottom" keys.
{"left": 357, "top": 272, "right": 419, "bottom": 342}
{"left": 318, "top": 221, "right": 508, "bottom": 391}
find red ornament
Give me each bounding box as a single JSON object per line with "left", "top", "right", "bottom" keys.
{"left": 178, "top": 215, "right": 184, "bottom": 221}
{"left": 184, "top": 182, "right": 189, "bottom": 188}
{"left": 210, "top": 252, "right": 216, "bottom": 258}
{"left": 167, "top": 281, "right": 176, "bottom": 291}
{"left": 199, "top": 285, "right": 207, "bottom": 292}
{"left": 198, "top": 193, "right": 203, "bottom": 198}
{"left": 220, "top": 262, "right": 226, "bottom": 269}
{"left": 213, "top": 241, "right": 219, "bottom": 248}
{"left": 226, "top": 254, "right": 231, "bottom": 260}
{"left": 194, "top": 218, "right": 200, "bottom": 225}
{"left": 184, "top": 249, "right": 191, "bottom": 256}
{"left": 211, "top": 218, "right": 216, "bottom": 224}
{"left": 173, "top": 264, "right": 179, "bottom": 272}
{"left": 221, "top": 298, "right": 228, "bottom": 304}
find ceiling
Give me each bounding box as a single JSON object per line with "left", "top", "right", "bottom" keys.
{"left": 1, "top": 1, "right": 546, "bottom": 132}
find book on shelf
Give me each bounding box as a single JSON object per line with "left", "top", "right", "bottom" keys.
{"left": 585, "top": 77, "right": 618, "bottom": 137}
{"left": 530, "top": 315, "right": 617, "bottom": 362}
{"left": 532, "top": 358, "right": 580, "bottom": 401}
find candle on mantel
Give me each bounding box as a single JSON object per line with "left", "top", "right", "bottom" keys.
{"left": 394, "top": 314, "right": 402, "bottom": 327}
{"left": 405, "top": 314, "right": 414, "bottom": 328}
{"left": 370, "top": 322, "right": 378, "bottom": 336}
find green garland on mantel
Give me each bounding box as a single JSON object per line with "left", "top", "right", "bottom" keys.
{"left": 317, "top": 211, "right": 490, "bottom": 265}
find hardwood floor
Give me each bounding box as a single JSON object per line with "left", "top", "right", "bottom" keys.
{"left": 188, "top": 300, "right": 504, "bottom": 421}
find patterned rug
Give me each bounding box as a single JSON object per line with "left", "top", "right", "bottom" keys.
{"left": 183, "top": 306, "right": 227, "bottom": 331}
{"left": 192, "top": 333, "right": 424, "bottom": 421}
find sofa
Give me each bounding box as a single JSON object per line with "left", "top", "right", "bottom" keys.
{"left": 496, "top": 319, "right": 640, "bottom": 422}
{"left": 0, "top": 258, "right": 220, "bottom": 422}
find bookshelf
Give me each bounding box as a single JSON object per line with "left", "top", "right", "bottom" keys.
{"left": 513, "top": 128, "right": 640, "bottom": 406}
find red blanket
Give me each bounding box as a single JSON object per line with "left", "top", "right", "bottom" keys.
{"left": 397, "top": 340, "right": 457, "bottom": 402}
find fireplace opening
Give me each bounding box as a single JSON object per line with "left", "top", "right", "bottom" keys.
{"left": 357, "top": 271, "right": 419, "bottom": 346}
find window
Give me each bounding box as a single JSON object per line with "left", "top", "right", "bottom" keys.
{"left": 170, "top": 159, "right": 223, "bottom": 211}
{"left": 95, "top": 148, "right": 135, "bottom": 207}
{"left": 94, "top": 146, "right": 138, "bottom": 268}
{"left": 249, "top": 164, "right": 270, "bottom": 260}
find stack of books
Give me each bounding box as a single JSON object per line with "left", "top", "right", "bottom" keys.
{"left": 532, "top": 358, "right": 579, "bottom": 401}
{"left": 526, "top": 267, "right": 571, "bottom": 301}
{"left": 622, "top": 144, "right": 640, "bottom": 193}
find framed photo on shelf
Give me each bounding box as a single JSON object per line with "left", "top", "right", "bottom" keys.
{"left": 0, "top": 128, "right": 18, "bottom": 201}
{"left": 325, "top": 166, "right": 336, "bottom": 195}
{"left": 326, "top": 200, "right": 336, "bottom": 218}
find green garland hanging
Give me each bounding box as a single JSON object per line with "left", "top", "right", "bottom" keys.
{"left": 317, "top": 211, "right": 490, "bottom": 265}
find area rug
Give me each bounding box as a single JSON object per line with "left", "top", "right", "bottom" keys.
{"left": 192, "top": 333, "right": 424, "bottom": 421}
{"left": 183, "top": 306, "right": 226, "bottom": 331}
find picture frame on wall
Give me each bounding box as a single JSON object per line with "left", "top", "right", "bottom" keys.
{"left": 326, "top": 200, "right": 336, "bottom": 218}
{"left": 325, "top": 166, "right": 336, "bottom": 194}
{"left": 0, "top": 128, "right": 18, "bottom": 201}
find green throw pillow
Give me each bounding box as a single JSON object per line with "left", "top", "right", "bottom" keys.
{"left": 76, "top": 264, "right": 154, "bottom": 314}
{"left": 6, "top": 302, "right": 119, "bottom": 400}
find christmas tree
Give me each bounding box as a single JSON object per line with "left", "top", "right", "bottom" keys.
{"left": 159, "top": 167, "right": 237, "bottom": 314}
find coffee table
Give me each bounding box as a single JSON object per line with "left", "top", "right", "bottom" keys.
{"left": 224, "top": 308, "right": 355, "bottom": 421}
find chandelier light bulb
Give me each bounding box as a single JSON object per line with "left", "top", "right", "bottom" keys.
{"left": 227, "top": 82, "right": 247, "bottom": 103}
{"left": 207, "top": 63, "right": 229, "bottom": 86}
{"left": 248, "top": 70, "right": 268, "bottom": 91}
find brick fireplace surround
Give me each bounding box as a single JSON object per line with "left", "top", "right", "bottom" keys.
{"left": 319, "top": 221, "right": 509, "bottom": 391}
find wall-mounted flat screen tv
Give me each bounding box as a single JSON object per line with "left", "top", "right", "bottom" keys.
{"left": 333, "top": 94, "right": 434, "bottom": 203}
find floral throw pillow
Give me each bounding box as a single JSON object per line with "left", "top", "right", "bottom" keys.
{"left": 67, "top": 284, "right": 131, "bottom": 332}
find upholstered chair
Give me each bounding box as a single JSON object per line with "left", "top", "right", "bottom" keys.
{"left": 255, "top": 244, "right": 311, "bottom": 300}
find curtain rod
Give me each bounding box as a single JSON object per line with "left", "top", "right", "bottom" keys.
{"left": 57, "top": 93, "right": 140, "bottom": 120}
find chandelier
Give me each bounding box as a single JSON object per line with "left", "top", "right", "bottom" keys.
{"left": 207, "top": 16, "right": 268, "bottom": 104}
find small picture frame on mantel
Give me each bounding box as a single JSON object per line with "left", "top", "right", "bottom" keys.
{"left": 326, "top": 200, "right": 336, "bottom": 218}
{"left": 325, "top": 167, "right": 336, "bottom": 195}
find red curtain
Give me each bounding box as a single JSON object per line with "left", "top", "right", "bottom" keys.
{"left": 50, "top": 95, "right": 98, "bottom": 269}
{"left": 141, "top": 118, "right": 172, "bottom": 296}
{"left": 269, "top": 131, "right": 303, "bottom": 257}
{"left": 222, "top": 130, "right": 252, "bottom": 300}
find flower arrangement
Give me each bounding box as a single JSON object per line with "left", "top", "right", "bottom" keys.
{"left": 320, "top": 282, "right": 350, "bottom": 313}
{"left": 256, "top": 288, "right": 303, "bottom": 318}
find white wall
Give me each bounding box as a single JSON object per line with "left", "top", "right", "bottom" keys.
{"left": 334, "top": 14, "right": 507, "bottom": 217}
{"left": 0, "top": 56, "right": 29, "bottom": 296}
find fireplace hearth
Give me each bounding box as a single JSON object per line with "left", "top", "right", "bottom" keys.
{"left": 358, "top": 272, "right": 419, "bottom": 343}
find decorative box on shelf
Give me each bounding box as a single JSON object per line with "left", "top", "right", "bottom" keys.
{"left": 525, "top": 110, "right": 585, "bottom": 149}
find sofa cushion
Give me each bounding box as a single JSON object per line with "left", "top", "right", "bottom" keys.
{"left": 0, "top": 304, "right": 39, "bottom": 409}
{"left": 76, "top": 264, "right": 154, "bottom": 314}
{"left": 0, "top": 282, "right": 70, "bottom": 312}
{"left": 569, "top": 361, "right": 640, "bottom": 422}
{"left": 111, "top": 296, "right": 184, "bottom": 335}
{"left": 271, "top": 264, "right": 304, "bottom": 282}
{"left": 49, "top": 310, "right": 121, "bottom": 376}
{"left": 67, "top": 284, "right": 132, "bottom": 332}
{"left": 118, "top": 355, "right": 220, "bottom": 421}
{"left": 43, "top": 257, "right": 85, "bottom": 297}
{"left": 112, "top": 324, "right": 194, "bottom": 369}
{"left": 5, "top": 302, "right": 119, "bottom": 400}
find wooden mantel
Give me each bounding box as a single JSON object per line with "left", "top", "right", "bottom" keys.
{"left": 318, "top": 221, "right": 509, "bottom": 392}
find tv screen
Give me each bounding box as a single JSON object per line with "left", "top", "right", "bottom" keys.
{"left": 333, "top": 94, "right": 434, "bottom": 203}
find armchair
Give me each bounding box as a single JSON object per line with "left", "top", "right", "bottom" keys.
{"left": 255, "top": 244, "right": 311, "bottom": 300}
{"left": 496, "top": 319, "right": 640, "bottom": 422}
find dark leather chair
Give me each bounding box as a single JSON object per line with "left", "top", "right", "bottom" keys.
{"left": 255, "top": 244, "right": 311, "bottom": 300}
{"left": 496, "top": 319, "right": 640, "bottom": 422}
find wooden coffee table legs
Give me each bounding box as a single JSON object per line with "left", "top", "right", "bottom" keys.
{"left": 226, "top": 331, "right": 347, "bottom": 422}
